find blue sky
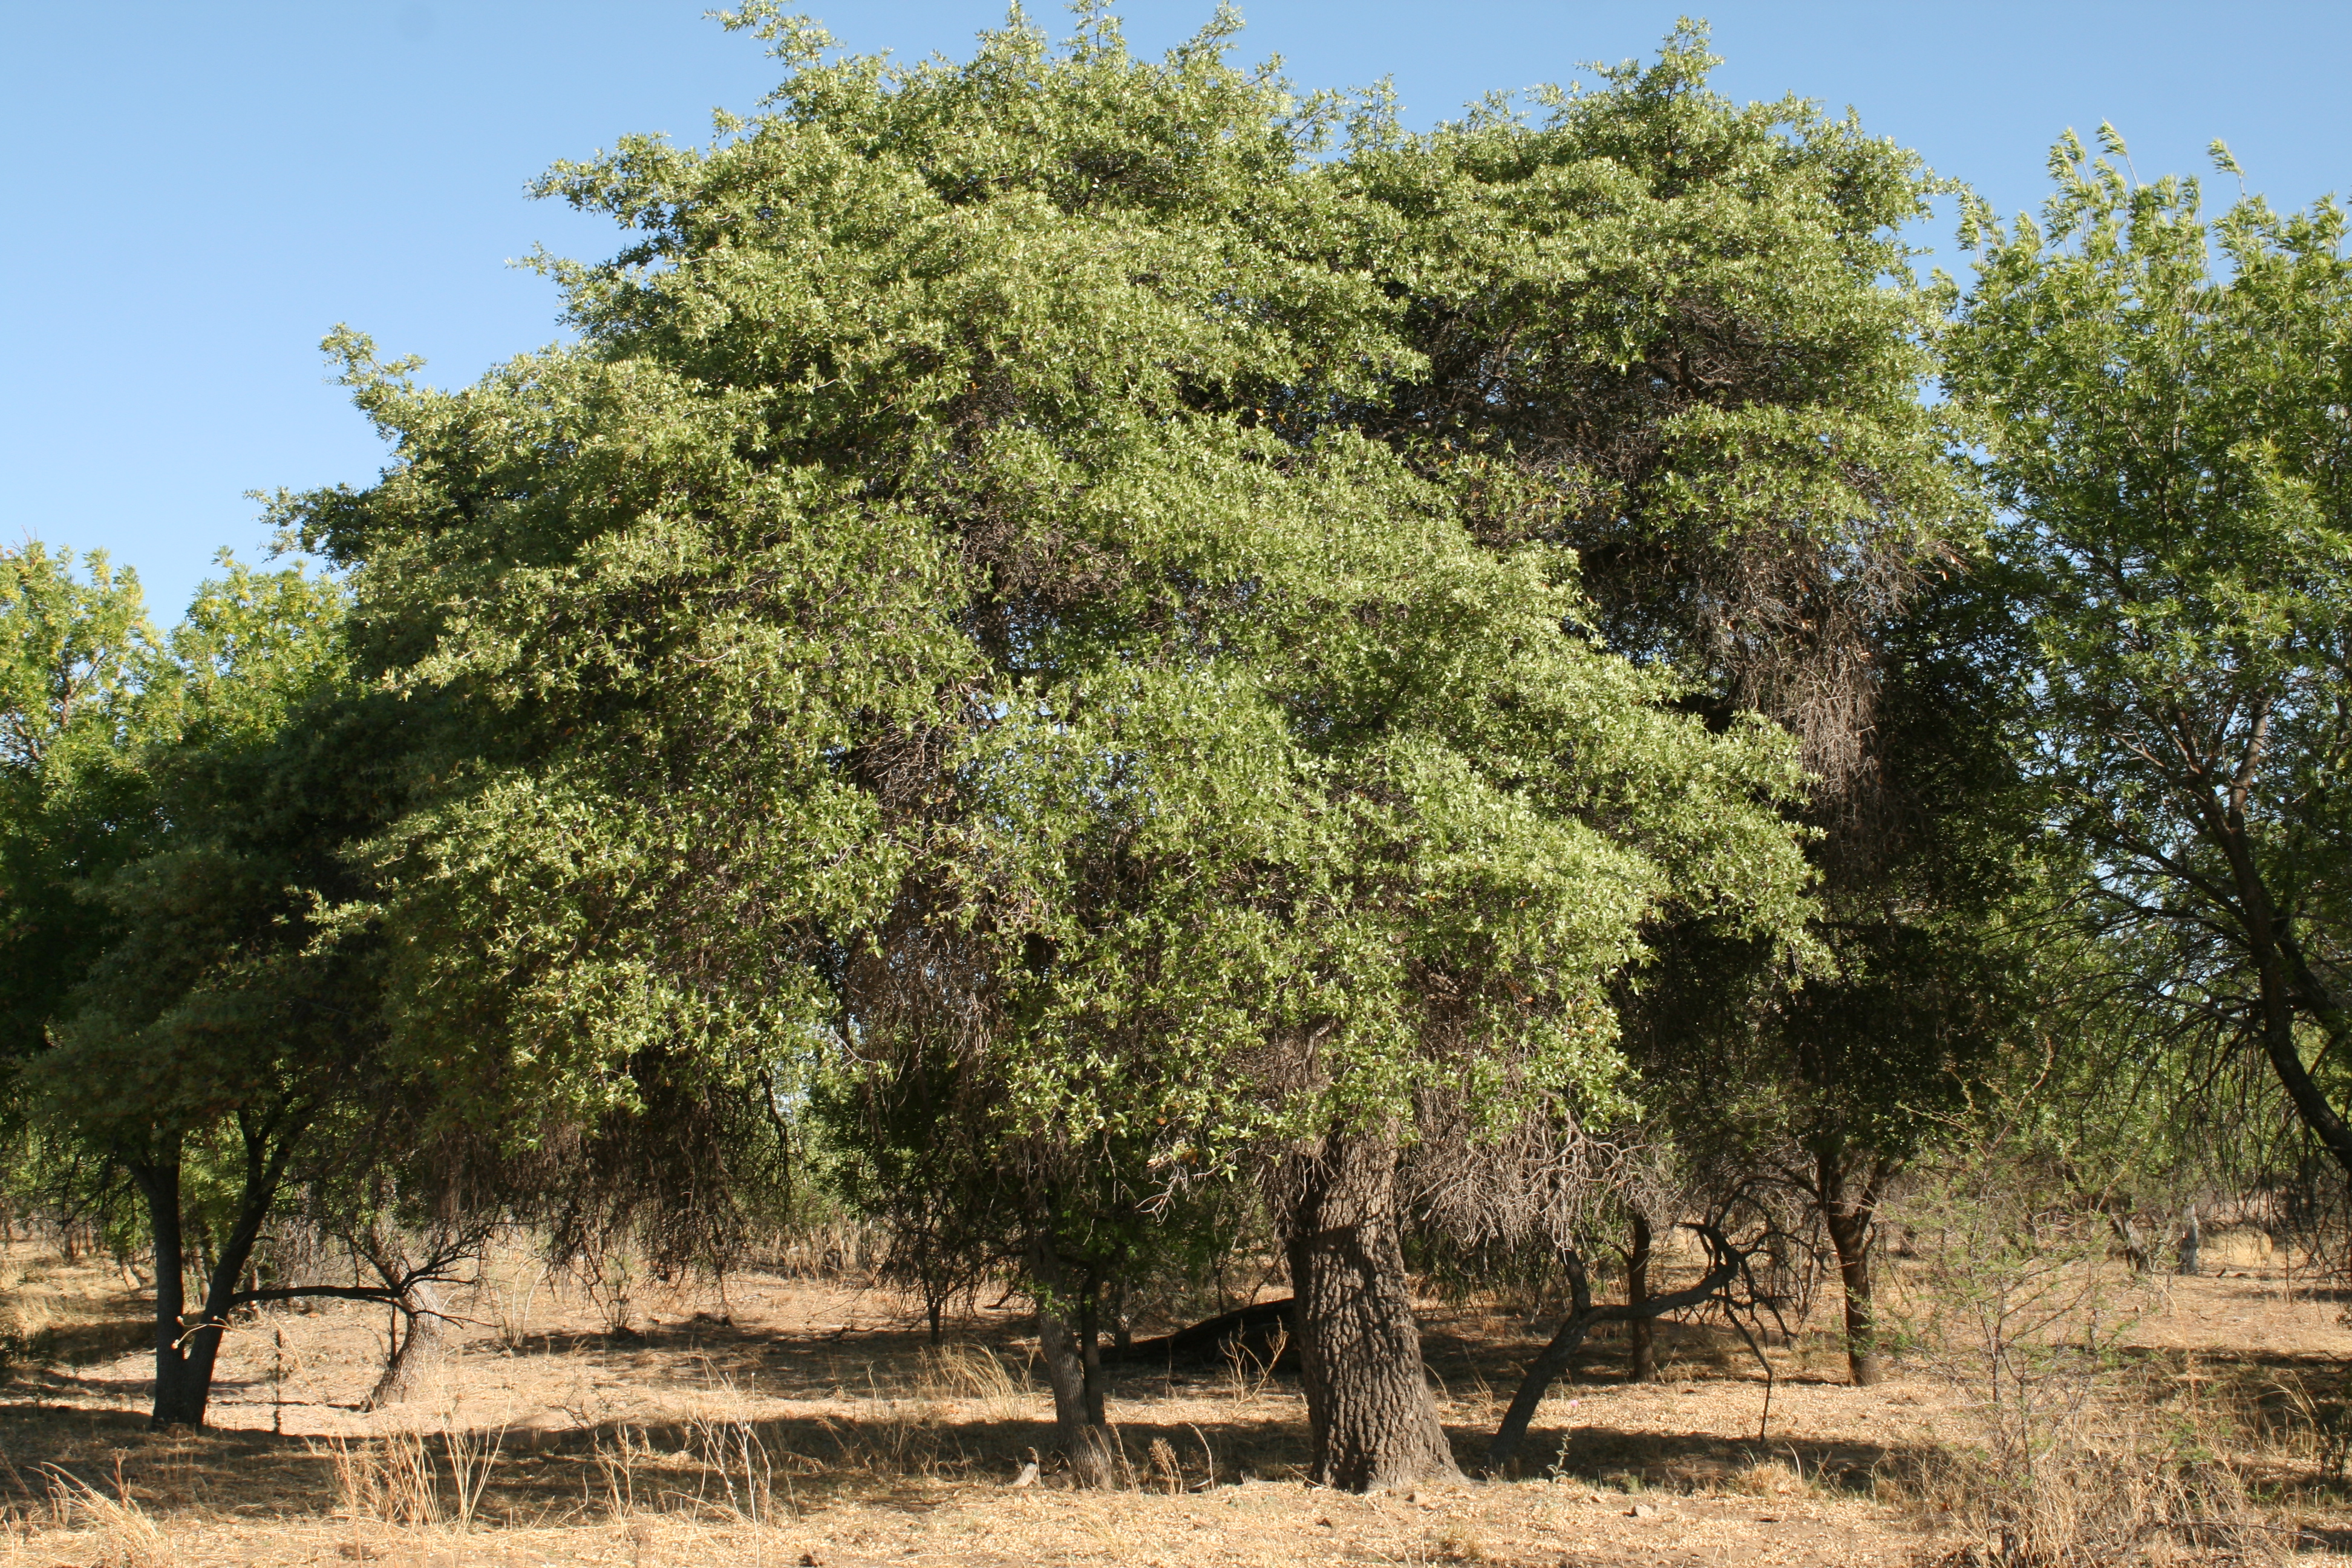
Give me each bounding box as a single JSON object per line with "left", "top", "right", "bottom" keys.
{"left": 7, "top": 1, "right": 2348, "bottom": 618}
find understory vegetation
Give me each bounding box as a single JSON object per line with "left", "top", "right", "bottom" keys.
{"left": 7, "top": 6, "right": 2352, "bottom": 1564}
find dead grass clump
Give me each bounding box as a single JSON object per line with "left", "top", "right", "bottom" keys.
{"left": 41, "top": 1460, "right": 171, "bottom": 1568}
{"left": 469, "top": 1245, "right": 549, "bottom": 1353}
{"left": 1731, "top": 1457, "right": 1814, "bottom": 1499}
{"left": 910, "top": 1342, "right": 1022, "bottom": 1413}
{"left": 315, "top": 1421, "right": 506, "bottom": 1530}
{"left": 682, "top": 1405, "right": 780, "bottom": 1526}
{"left": 1429, "top": 1521, "right": 1489, "bottom": 1560}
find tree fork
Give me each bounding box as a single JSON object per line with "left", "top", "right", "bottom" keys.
{"left": 129, "top": 1111, "right": 385, "bottom": 1429}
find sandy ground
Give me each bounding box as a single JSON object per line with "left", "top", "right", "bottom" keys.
{"left": 1, "top": 1229, "right": 2347, "bottom": 1564}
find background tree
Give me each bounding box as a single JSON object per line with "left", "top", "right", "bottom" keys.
{"left": 1946, "top": 129, "right": 2352, "bottom": 1183}
{"left": 1318, "top": 22, "right": 1987, "bottom": 1386}
{"left": 17, "top": 559, "right": 439, "bottom": 1426}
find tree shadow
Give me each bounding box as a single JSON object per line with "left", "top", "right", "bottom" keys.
{"left": 1494, "top": 1420, "right": 1913, "bottom": 1494}
{"left": 0, "top": 1397, "right": 1318, "bottom": 1523}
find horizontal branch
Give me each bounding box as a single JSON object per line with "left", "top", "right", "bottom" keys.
{"left": 214, "top": 1277, "right": 483, "bottom": 1331}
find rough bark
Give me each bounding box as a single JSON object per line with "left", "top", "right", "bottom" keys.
{"left": 1818, "top": 1149, "right": 1886, "bottom": 1387}
{"left": 362, "top": 1278, "right": 449, "bottom": 1411}
{"left": 1028, "top": 1238, "right": 1117, "bottom": 1486}
{"left": 1625, "top": 1210, "right": 1656, "bottom": 1383}
{"left": 1282, "top": 1126, "right": 1459, "bottom": 1491}
{"left": 1484, "top": 1227, "right": 1742, "bottom": 1474}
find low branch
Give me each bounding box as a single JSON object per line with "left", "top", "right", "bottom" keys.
{"left": 220, "top": 1274, "right": 479, "bottom": 1329}
{"left": 1483, "top": 1223, "right": 1745, "bottom": 1475}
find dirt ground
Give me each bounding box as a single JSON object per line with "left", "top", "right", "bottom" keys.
{"left": 3, "top": 1229, "right": 2350, "bottom": 1565}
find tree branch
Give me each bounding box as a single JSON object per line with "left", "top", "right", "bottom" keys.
{"left": 1483, "top": 1223, "right": 1746, "bottom": 1475}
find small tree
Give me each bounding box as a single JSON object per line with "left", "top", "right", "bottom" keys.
{"left": 13, "top": 557, "right": 443, "bottom": 1426}
{"left": 1947, "top": 129, "right": 2352, "bottom": 1181}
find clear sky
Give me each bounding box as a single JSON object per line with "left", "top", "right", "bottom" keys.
{"left": 7, "top": 1, "right": 2348, "bottom": 619}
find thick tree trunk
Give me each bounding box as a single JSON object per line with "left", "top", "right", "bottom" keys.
{"left": 1282, "top": 1126, "right": 1459, "bottom": 1491}
{"left": 1625, "top": 1211, "right": 1656, "bottom": 1383}
{"left": 1818, "top": 1150, "right": 1884, "bottom": 1387}
{"left": 1028, "top": 1239, "right": 1116, "bottom": 1486}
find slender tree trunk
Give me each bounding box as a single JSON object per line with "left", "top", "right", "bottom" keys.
{"left": 1625, "top": 1210, "right": 1656, "bottom": 1383}
{"left": 1485, "top": 1230, "right": 1742, "bottom": 1475}
{"left": 1077, "top": 1281, "right": 1108, "bottom": 1427}
{"left": 1817, "top": 1148, "right": 1884, "bottom": 1387}
{"left": 1028, "top": 1238, "right": 1116, "bottom": 1486}
{"left": 129, "top": 1116, "right": 301, "bottom": 1429}
{"left": 363, "top": 1279, "right": 448, "bottom": 1410}
{"left": 130, "top": 1158, "right": 221, "bottom": 1428}
{"left": 1282, "top": 1125, "right": 1459, "bottom": 1491}
{"left": 2215, "top": 828, "right": 2352, "bottom": 1181}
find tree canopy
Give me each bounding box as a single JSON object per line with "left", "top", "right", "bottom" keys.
{"left": 8, "top": 8, "right": 2352, "bottom": 1490}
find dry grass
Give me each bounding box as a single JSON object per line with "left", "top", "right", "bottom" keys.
{"left": 907, "top": 1341, "right": 1027, "bottom": 1415}
{"left": 1730, "top": 1455, "right": 1818, "bottom": 1499}
{"left": 468, "top": 1244, "right": 550, "bottom": 1354}
{"left": 1902, "top": 1405, "right": 2279, "bottom": 1567}
{"left": 0, "top": 1235, "right": 2347, "bottom": 1564}
{"left": 38, "top": 1457, "right": 173, "bottom": 1567}
{"left": 0, "top": 1250, "right": 153, "bottom": 1373}
{"left": 316, "top": 1421, "right": 508, "bottom": 1532}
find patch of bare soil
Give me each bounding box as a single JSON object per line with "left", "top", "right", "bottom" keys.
{"left": 0, "top": 1230, "right": 2341, "bottom": 1564}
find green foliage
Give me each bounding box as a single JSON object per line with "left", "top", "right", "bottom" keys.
{"left": 0, "top": 544, "right": 164, "bottom": 1072}
{"left": 1947, "top": 126, "right": 2352, "bottom": 1162}
{"left": 0, "top": 544, "right": 417, "bottom": 1420}
{"left": 1312, "top": 22, "right": 2006, "bottom": 1243}
{"left": 30, "top": 561, "right": 364, "bottom": 1154}
{"left": 1333, "top": 21, "right": 1972, "bottom": 757}
{"left": 267, "top": 11, "right": 1828, "bottom": 1313}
